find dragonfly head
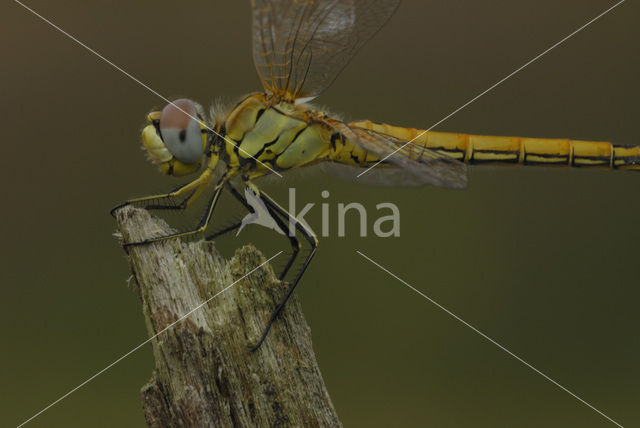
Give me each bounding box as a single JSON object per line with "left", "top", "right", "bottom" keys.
{"left": 141, "top": 98, "right": 209, "bottom": 176}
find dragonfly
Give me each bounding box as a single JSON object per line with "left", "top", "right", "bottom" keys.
{"left": 113, "top": 0, "right": 640, "bottom": 350}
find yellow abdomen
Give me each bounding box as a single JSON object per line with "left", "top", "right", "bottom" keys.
{"left": 352, "top": 120, "right": 640, "bottom": 170}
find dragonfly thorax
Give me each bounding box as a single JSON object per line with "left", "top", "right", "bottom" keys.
{"left": 220, "top": 93, "right": 334, "bottom": 180}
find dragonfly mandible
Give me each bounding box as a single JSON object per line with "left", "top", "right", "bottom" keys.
{"left": 113, "top": 0, "right": 639, "bottom": 350}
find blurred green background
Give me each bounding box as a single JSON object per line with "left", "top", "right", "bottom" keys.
{"left": 2, "top": 0, "right": 639, "bottom": 426}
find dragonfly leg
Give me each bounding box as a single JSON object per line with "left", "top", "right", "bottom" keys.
{"left": 248, "top": 187, "right": 317, "bottom": 351}
{"left": 264, "top": 205, "right": 301, "bottom": 280}
{"left": 123, "top": 185, "right": 223, "bottom": 249}
{"left": 122, "top": 176, "right": 225, "bottom": 249}
{"left": 204, "top": 183, "right": 249, "bottom": 240}
{"left": 110, "top": 170, "right": 213, "bottom": 218}
{"left": 216, "top": 183, "right": 300, "bottom": 280}
{"left": 205, "top": 220, "right": 243, "bottom": 241}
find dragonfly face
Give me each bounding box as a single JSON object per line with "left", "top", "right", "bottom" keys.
{"left": 141, "top": 98, "right": 211, "bottom": 176}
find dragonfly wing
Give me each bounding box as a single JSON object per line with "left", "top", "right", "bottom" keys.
{"left": 325, "top": 119, "right": 469, "bottom": 189}
{"left": 251, "top": 0, "right": 400, "bottom": 101}
{"left": 320, "top": 162, "right": 428, "bottom": 187}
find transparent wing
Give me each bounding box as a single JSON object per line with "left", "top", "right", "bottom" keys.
{"left": 251, "top": 0, "right": 400, "bottom": 101}
{"left": 325, "top": 119, "right": 468, "bottom": 189}
{"left": 320, "top": 162, "right": 429, "bottom": 187}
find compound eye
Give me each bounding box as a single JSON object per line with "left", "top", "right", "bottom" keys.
{"left": 159, "top": 99, "right": 205, "bottom": 164}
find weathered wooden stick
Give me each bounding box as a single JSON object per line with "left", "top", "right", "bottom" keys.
{"left": 114, "top": 206, "right": 341, "bottom": 427}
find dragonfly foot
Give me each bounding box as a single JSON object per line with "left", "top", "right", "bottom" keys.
{"left": 110, "top": 201, "right": 131, "bottom": 218}
{"left": 248, "top": 325, "right": 272, "bottom": 352}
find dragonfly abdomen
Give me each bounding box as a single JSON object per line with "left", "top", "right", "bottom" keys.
{"left": 352, "top": 120, "right": 640, "bottom": 170}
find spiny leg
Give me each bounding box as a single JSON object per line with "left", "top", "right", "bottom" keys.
{"left": 264, "top": 203, "right": 301, "bottom": 280}
{"left": 142, "top": 187, "right": 197, "bottom": 211}
{"left": 204, "top": 183, "right": 301, "bottom": 279}
{"left": 110, "top": 170, "right": 212, "bottom": 218}
{"left": 219, "top": 183, "right": 301, "bottom": 280}
{"left": 249, "top": 188, "right": 317, "bottom": 351}
{"left": 206, "top": 220, "right": 243, "bottom": 241}
{"left": 123, "top": 180, "right": 224, "bottom": 248}
{"left": 204, "top": 183, "right": 250, "bottom": 241}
